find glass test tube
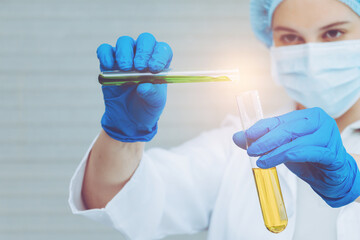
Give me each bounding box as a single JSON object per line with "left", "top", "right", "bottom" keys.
{"left": 236, "top": 91, "right": 288, "bottom": 234}
{"left": 98, "top": 69, "right": 240, "bottom": 86}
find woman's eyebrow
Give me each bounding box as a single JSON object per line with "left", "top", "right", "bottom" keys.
{"left": 273, "top": 26, "right": 298, "bottom": 33}
{"left": 319, "top": 21, "right": 350, "bottom": 30}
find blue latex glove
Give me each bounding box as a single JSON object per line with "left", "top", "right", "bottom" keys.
{"left": 97, "top": 33, "right": 173, "bottom": 142}
{"left": 233, "top": 107, "right": 360, "bottom": 208}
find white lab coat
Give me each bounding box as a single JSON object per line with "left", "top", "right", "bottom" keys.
{"left": 68, "top": 115, "right": 360, "bottom": 240}
{"left": 336, "top": 120, "right": 360, "bottom": 240}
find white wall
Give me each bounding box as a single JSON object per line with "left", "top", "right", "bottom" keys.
{"left": 1, "top": 0, "right": 334, "bottom": 239}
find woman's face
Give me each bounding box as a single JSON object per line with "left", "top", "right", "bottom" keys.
{"left": 272, "top": 0, "right": 360, "bottom": 47}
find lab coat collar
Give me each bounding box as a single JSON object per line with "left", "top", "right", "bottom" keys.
{"left": 342, "top": 120, "right": 360, "bottom": 138}
{"left": 347, "top": 120, "right": 360, "bottom": 131}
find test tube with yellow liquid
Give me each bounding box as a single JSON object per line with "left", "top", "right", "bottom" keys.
{"left": 236, "top": 91, "right": 288, "bottom": 233}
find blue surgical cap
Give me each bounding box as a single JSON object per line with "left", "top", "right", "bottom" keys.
{"left": 250, "top": 0, "right": 360, "bottom": 47}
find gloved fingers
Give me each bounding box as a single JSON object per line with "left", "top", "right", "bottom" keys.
{"left": 247, "top": 114, "right": 318, "bottom": 156}
{"left": 97, "top": 43, "right": 116, "bottom": 71}
{"left": 257, "top": 143, "right": 335, "bottom": 169}
{"left": 245, "top": 108, "right": 320, "bottom": 143}
{"left": 254, "top": 134, "right": 312, "bottom": 168}
{"left": 115, "top": 36, "right": 136, "bottom": 71}
{"left": 245, "top": 117, "right": 281, "bottom": 144}
{"left": 255, "top": 134, "right": 317, "bottom": 167}
{"left": 232, "top": 131, "right": 247, "bottom": 150}
{"left": 134, "top": 33, "right": 157, "bottom": 71}
{"left": 148, "top": 42, "right": 173, "bottom": 73}
{"left": 136, "top": 83, "right": 167, "bottom": 108}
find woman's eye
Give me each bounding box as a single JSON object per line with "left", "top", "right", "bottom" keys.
{"left": 280, "top": 34, "right": 304, "bottom": 45}
{"left": 323, "top": 30, "right": 344, "bottom": 40}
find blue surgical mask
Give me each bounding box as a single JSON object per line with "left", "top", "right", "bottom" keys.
{"left": 270, "top": 39, "right": 360, "bottom": 118}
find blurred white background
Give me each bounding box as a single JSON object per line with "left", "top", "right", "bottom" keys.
{"left": 1, "top": 0, "right": 339, "bottom": 239}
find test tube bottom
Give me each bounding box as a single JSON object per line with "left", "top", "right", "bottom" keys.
{"left": 252, "top": 167, "right": 288, "bottom": 233}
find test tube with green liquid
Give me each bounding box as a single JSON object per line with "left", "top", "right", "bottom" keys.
{"left": 98, "top": 69, "right": 239, "bottom": 86}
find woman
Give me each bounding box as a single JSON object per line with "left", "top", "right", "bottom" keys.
{"left": 234, "top": 1, "right": 360, "bottom": 238}
{"left": 241, "top": 0, "right": 360, "bottom": 207}
{"left": 69, "top": 0, "right": 360, "bottom": 239}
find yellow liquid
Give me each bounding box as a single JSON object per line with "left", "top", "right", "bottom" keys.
{"left": 252, "top": 167, "right": 288, "bottom": 233}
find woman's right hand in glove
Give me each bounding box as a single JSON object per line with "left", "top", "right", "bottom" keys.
{"left": 97, "top": 32, "right": 173, "bottom": 142}
{"left": 81, "top": 33, "right": 173, "bottom": 209}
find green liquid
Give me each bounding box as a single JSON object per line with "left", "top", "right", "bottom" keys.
{"left": 100, "top": 75, "right": 231, "bottom": 86}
